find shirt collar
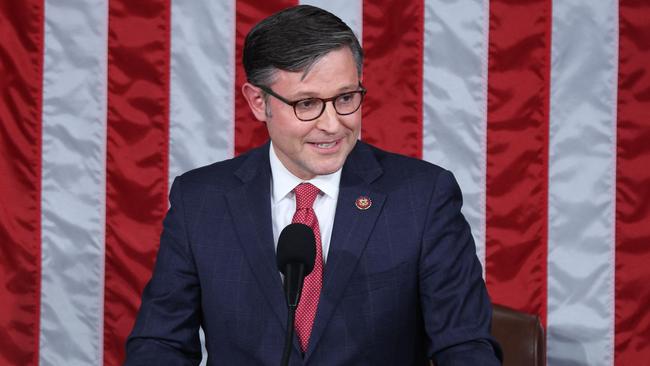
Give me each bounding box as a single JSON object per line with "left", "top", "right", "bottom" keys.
{"left": 269, "top": 142, "right": 342, "bottom": 204}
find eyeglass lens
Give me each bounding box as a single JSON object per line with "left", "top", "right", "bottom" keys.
{"left": 294, "top": 91, "right": 364, "bottom": 121}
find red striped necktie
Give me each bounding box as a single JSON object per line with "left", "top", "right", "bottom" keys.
{"left": 291, "top": 183, "right": 324, "bottom": 352}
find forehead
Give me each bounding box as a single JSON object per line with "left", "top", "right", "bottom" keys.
{"left": 271, "top": 48, "right": 360, "bottom": 96}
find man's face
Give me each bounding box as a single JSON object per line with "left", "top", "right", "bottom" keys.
{"left": 257, "top": 47, "right": 362, "bottom": 180}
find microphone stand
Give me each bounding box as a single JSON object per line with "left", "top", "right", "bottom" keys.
{"left": 280, "top": 264, "right": 305, "bottom": 366}
{"left": 280, "top": 306, "right": 297, "bottom": 366}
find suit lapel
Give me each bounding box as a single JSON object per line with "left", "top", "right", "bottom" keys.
{"left": 304, "top": 143, "right": 386, "bottom": 361}
{"left": 224, "top": 143, "right": 288, "bottom": 332}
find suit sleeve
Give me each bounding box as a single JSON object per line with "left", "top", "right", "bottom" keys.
{"left": 124, "top": 177, "right": 203, "bottom": 366}
{"left": 419, "top": 170, "right": 502, "bottom": 365}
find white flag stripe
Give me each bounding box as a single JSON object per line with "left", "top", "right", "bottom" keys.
{"left": 168, "top": 0, "right": 236, "bottom": 186}
{"left": 300, "top": 0, "right": 363, "bottom": 45}
{"left": 169, "top": 2, "right": 237, "bottom": 363}
{"left": 39, "top": 1, "right": 108, "bottom": 365}
{"left": 547, "top": 1, "right": 618, "bottom": 365}
{"left": 422, "top": 0, "right": 490, "bottom": 269}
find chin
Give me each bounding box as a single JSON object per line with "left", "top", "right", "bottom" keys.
{"left": 311, "top": 161, "right": 345, "bottom": 176}
{"left": 300, "top": 150, "right": 351, "bottom": 177}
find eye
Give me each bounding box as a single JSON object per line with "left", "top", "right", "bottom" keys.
{"left": 295, "top": 98, "right": 320, "bottom": 111}
{"left": 337, "top": 92, "right": 355, "bottom": 104}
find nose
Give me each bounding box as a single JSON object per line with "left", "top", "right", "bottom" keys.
{"left": 315, "top": 101, "right": 341, "bottom": 133}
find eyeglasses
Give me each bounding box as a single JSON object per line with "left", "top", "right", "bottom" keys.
{"left": 255, "top": 84, "right": 367, "bottom": 121}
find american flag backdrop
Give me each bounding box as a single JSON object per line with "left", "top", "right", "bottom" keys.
{"left": 1, "top": 0, "right": 649, "bottom": 365}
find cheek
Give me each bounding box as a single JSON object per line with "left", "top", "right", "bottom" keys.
{"left": 343, "top": 115, "right": 362, "bottom": 134}
{"left": 268, "top": 121, "right": 310, "bottom": 148}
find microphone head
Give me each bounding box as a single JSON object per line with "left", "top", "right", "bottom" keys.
{"left": 276, "top": 223, "right": 316, "bottom": 276}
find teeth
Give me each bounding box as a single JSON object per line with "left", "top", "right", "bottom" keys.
{"left": 316, "top": 142, "right": 335, "bottom": 148}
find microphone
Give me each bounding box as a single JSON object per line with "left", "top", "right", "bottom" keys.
{"left": 277, "top": 223, "right": 316, "bottom": 307}
{"left": 276, "top": 223, "right": 316, "bottom": 366}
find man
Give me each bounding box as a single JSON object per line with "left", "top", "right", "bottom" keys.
{"left": 125, "top": 5, "right": 501, "bottom": 365}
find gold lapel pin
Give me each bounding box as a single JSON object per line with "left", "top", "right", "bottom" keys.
{"left": 355, "top": 196, "right": 372, "bottom": 210}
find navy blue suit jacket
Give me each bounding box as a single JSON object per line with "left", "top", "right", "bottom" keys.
{"left": 125, "top": 141, "right": 501, "bottom": 365}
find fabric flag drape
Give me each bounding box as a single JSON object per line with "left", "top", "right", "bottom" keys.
{"left": 1, "top": 0, "right": 649, "bottom": 365}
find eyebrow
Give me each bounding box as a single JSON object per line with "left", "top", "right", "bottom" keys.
{"left": 289, "top": 84, "right": 359, "bottom": 100}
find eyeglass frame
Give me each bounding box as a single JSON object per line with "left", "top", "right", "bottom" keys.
{"left": 253, "top": 83, "right": 367, "bottom": 122}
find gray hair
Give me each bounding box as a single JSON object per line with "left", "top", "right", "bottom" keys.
{"left": 243, "top": 5, "right": 363, "bottom": 88}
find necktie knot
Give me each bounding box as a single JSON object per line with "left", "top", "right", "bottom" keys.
{"left": 294, "top": 183, "right": 319, "bottom": 209}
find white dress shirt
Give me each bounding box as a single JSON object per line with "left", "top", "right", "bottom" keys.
{"left": 269, "top": 142, "right": 341, "bottom": 263}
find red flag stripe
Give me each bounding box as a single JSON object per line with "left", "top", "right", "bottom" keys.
{"left": 0, "top": 2, "right": 43, "bottom": 365}
{"left": 234, "top": 0, "right": 298, "bottom": 156}
{"left": 104, "top": 1, "right": 171, "bottom": 364}
{"left": 485, "top": 0, "right": 551, "bottom": 325}
{"left": 615, "top": 0, "right": 650, "bottom": 363}
{"left": 361, "top": 0, "right": 424, "bottom": 158}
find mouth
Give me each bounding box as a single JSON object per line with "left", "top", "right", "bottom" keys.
{"left": 315, "top": 141, "right": 337, "bottom": 148}
{"left": 308, "top": 139, "right": 341, "bottom": 152}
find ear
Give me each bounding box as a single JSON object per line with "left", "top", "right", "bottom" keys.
{"left": 242, "top": 83, "right": 268, "bottom": 122}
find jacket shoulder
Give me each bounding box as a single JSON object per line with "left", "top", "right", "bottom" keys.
{"left": 175, "top": 144, "right": 267, "bottom": 190}
{"left": 360, "top": 142, "right": 448, "bottom": 180}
